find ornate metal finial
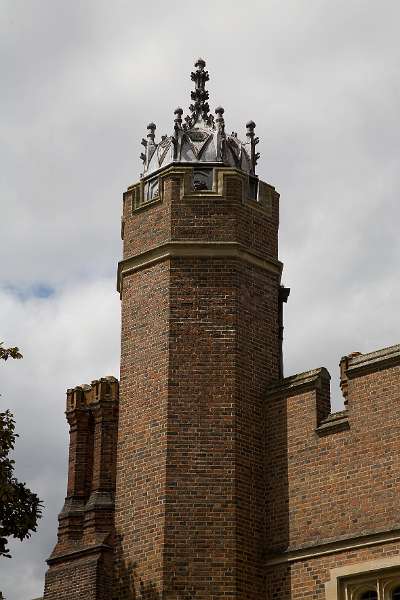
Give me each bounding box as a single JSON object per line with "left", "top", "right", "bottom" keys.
{"left": 140, "top": 122, "right": 157, "bottom": 165}
{"left": 246, "top": 120, "right": 255, "bottom": 134}
{"left": 139, "top": 60, "right": 262, "bottom": 176}
{"left": 188, "top": 58, "right": 211, "bottom": 126}
{"left": 215, "top": 106, "right": 225, "bottom": 122}
{"left": 246, "top": 120, "right": 260, "bottom": 175}
{"left": 173, "top": 108, "right": 183, "bottom": 159}
{"left": 195, "top": 57, "right": 206, "bottom": 70}
{"left": 174, "top": 108, "right": 183, "bottom": 130}
{"left": 147, "top": 122, "right": 156, "bottom": 141}
{"left": 215, "top": 106, "right": 225, "bottom": 161}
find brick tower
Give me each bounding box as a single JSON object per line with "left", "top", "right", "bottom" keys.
{"left": 43, "top": 58, "right": 285, "bottom": 600}
{"left": 42, "top": 58, "right": 400, "bottom": 600}
{"left": 114, "top": 58, "right": 284, "bottom": 600}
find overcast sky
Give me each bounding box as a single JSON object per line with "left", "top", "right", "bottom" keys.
{"left": 1, "top": 1, "right": 399, "bottom": 598}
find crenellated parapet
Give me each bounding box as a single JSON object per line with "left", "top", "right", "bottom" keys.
{"left": 265, "top": 342, "right": 400, "bottom": 558}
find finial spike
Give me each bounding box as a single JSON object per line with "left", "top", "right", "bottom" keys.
{"left": 215, "top": 106, "right": 225, "bottom": 132}
{"left": 246, "top": 120, "right": 259, "bottom": 175}
{"left": 147, "top": 122, "right": 156, "bottom": 143}
{"left": 195, "top": 57, "right": 206, "bottom": 69}
{"left": 173, "top": 108, "right": 183, "bottom": 159}
{"left": 215, "top": 106, "right": 226, "bottom": 161}
{"left": 174, "top": 107, "right": 183, "bottom": 127}
{"left": 187, "top": 57, "right": 211, "bottom": 127}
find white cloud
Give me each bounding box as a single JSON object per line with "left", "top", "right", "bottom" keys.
{"left": 0, "top": 280, "right": 119, "bottom": 599}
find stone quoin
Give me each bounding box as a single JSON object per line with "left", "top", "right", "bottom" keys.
{"left": 42, "top": 59, "right": 400, "bottom": 600}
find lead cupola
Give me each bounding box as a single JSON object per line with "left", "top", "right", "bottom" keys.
{"left": 139, "top": 58, "right": 260, "bottom": 186}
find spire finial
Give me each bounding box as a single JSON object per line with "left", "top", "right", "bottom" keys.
{"left": 147, "top": 122, "right": 156, "bottom": 141}
{"left": 188, "top": 58, "right": 210, "bottom": 125}
{"left": 173, "top": 108, "right": 183, "bottom": 159}
{"left": 174, "top": 107, "right": 183, "bottom": 129}
{"left": 215, "top": 106, "right": 226, "bottom": 161}
{"left": 246, "top": 120, "right": 260, "bottom": 175}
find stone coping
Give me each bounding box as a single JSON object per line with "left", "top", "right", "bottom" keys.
{"left": 46, "top": 542, "right": 113, "bottom": 566}
{"left": 346, "top": 343, "right": 400, "bottom": 377}
{"left": 316, "top": 410, "right": 350, "bottom": 436}
{"left": 266, "top": 367, "right": 330, "bottom": 398}
{"left": 267, "top": 343, "right": 400, "bottom": 399}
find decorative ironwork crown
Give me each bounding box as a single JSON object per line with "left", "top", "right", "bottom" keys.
{"left": 140, "top": 59, "right": 260, "bottom": 177}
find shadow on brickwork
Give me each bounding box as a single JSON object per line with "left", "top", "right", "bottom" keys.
{"left": 113, "top": 535, "right": 200, "bottom": 600}
{"left": 113, "top": 535, "right": 161, "bottom": 600}
{"left": 265, "top": 393, "right": 291, "bottom": 599}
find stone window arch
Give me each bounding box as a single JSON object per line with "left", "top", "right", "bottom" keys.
{"left": 325, "top": 559, "right": 400, "bottom": 600}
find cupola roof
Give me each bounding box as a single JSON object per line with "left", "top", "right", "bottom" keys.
{"left": 140, "top": 59, "right": 259, "bottom": 177}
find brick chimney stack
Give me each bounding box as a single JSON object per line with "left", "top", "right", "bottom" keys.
{"left": 43, "top": 378, "right": 119, "bottom": 599}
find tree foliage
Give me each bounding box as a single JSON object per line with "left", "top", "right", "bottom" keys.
{"left": 0, "top": 344, "right": 22, "bottom": 362}
{"left": 0, "top": 342, "right": 42, "bottom": 558}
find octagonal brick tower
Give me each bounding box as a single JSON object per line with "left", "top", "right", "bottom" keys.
{"left": 114, "top": 59, "right": 286, "bottom": 600}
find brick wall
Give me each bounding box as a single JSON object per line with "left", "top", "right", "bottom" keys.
{"left": 114, "top": 260, "right": 170, "bottom": 598}
{"left": 43, "top": 550, "right": 114, "bottom": 600}
{"left": 265, "top": 344, "right": 400, "bottom": 598}
{"left": 115, "top": 166, "right": 281, "bottom": 600}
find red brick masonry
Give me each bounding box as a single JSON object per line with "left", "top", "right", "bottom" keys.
{"left": 43, "top": 378, "right": 119, "bottom": 600}
{"left": 43, "top": 164, "right": 400, "bottom": 600}
{"left": 265, "top": 344, "right": 400, "bottom": 599}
